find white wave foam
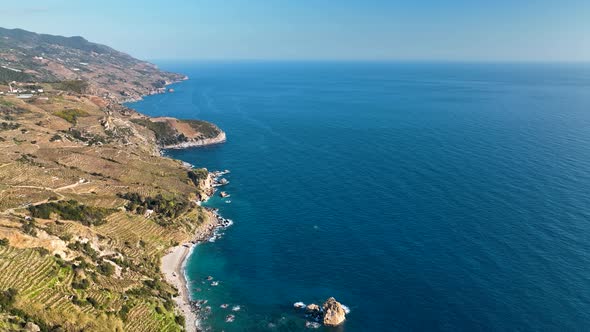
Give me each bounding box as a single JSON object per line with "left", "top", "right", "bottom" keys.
{"left": 341, "top": 304, "right": 351, "bottom": 314}
{"left": 294, "top": 302, "right": 306, "bottom": 309}
{"left": 305, "top": 321, "right": 321, "bottom": 329}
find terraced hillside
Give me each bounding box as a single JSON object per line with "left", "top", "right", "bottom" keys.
{"left": 0, "top": 91, "right": 214, "bottom": 331}
{"left": 0, "top": 27, "right": 186, "bottom": 102}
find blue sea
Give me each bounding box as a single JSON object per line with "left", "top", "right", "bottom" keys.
{"left": 129, "top": 62, "right": 590, "bottom": 331}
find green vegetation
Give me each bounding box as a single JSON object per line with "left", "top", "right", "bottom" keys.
{"left": 0, "top": 238, "right": 8, "bottom": 246}
{"left": 56, "top": 80, "right": 89, "bottom": 94}
{"left": 0, "top": 101, "right": 27, "bottom": 121}
{"left": 62, "top": 128, "right": 107, "bottom": 145}
{"left": 16, "top": 154, "right": 42, "bottom": 166}
{"left": 54, "top": 108, "right": 88, "bottom": 124}
{"left": 97, "top": 260, "right": 115, "bottom": 276}
{"left": 0, "top": 122, "right": 20, "bottom": 131}
{"left": 188, "top": 168, "right": 208, "bottom": 185}
{"left": 0, "top": 67, "right": 31, "bottom": 83}
{"left": 67, "top": 241, "right": 99, "bottom": 259}
{"left": 71, "top": 278, "right": 90, "bottom": 290}
{"left": 131, "top": 118, "right": 187, "bottom": 146}
{"left": 183, "top": 119, "right": 220, "bottom": 138}
{"left": 21, "top": 219, "right": 37, "bottom": 236}
{"left": 0, "top": 288, "right": 17, "bottom": 310}
{"left": 28, "top": 200, "right": 116, "bottom": 226}
{"left": 118, "top": 193, "right": 190, "bottom": 220}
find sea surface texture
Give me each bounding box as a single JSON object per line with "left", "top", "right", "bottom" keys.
{"left": 130, "top": 62, "right": 590, "bottom": 331}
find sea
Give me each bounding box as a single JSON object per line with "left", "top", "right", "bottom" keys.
{"left": 129, "top": 62, "right": 590, "bottom": 331}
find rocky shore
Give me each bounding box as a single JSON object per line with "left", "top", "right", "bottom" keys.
{"left": 160, "top": 130, "right": 227, "bottom": 150}
{"left": 161, "top": 168, "right": 233, "bottom": 332}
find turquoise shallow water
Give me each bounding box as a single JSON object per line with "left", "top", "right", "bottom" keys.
{"left": 130, "top": 62, "right": 590, "bottom": 331}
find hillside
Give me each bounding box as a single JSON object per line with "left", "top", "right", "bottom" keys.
{"left": 0, "top": 27, "right": 186, "bottom": 102}
{"left": 0, "top": 90, "right": 220, "bottom": 331}
{"left": 0, "top": 28, "right": 224, "bottom": 332}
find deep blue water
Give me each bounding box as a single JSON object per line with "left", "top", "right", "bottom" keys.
{"left": 130, "top": 62, "right": 590, "bottom": 331}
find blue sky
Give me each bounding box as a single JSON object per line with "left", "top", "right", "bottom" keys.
{"left": 1, "top": 0, "right": 589, "bottom": 61}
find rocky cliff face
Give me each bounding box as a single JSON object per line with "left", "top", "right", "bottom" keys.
{"left": 161, "top": 130, "right": 226, "bottom": 149}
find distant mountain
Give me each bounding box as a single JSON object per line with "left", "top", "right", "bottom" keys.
{"left": 0, "top": 27, "right": 185, "bottom": 102}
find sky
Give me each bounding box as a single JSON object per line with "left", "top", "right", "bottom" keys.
{"left": 1, "top": 0, "right": 589, "bottom": 62}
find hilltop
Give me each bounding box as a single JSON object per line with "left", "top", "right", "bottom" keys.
{"left": 0, "top": 29, "right": 224, "bottom": 332}
{"left": 0, "top": 27, "right": 186, "bottom": 102}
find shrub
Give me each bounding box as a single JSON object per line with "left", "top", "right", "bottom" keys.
{"left": 72, "top": 278, "right": 90, "bottom": 290}
{"left": 118, "top": 192, "right": 190, "bottom": 220}
{"left": 182, "top": 120, "right": 220, "bottom": 138}
{"left": 54, "top": 109, "right": 88, "bottom": 125}
{"left": 57, "top": 80, "right": 88, "bottom": 94}
{"left": 130, "top": 118, "right": 187, "bottom": 146}
{"left": 86, "top": 297, "right": 99, "bottom": 308}
{"left": 97, "top": 260, "right": 115, "bottom": 276}
{"left": 28, "top": 200, "right": 115, "bottom": 226}
{"left": 188, "top": 168, "right": 208, "bottom": 186}
{"left": 0, "top": 288, "right": 18, "bottom": 309}
{"left": 0, "top": 122, "right": 20, "bottom": 131}
{"left": 67, "top": 241, "right": 98, "bottom": 260}
{"left": 175, "top": 314, "right": 185, "bottom": 327}
{"left": 34, "top": 247, "right": 50, "bottom": 256}
{"left": 22, "top": 220, "right": 37, "bottom": 236}
{"left": 0, "top": 238, "right": 8, "bottom": 246}
{"left": 119, "top": 304, "right": 131, "bottom": 320}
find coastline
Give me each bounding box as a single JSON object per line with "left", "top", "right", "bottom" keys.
{"left": 129, "top": 76, "right": 231, "bottom": 331}
{"left": 161, "top": 211, "right": 220, "bottom": 332}
{"left": 160, "top": 170, "right": 232, "bottom": 331}
{"left": 161, "top": 131, "right": 227, "bottom": 150}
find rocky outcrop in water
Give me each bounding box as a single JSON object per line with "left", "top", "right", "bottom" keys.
{"left": 322, "top": 297, "right": 346, "bottom": 326}
{"left": 294, "top": 297, "right": 347, "bottom": 327}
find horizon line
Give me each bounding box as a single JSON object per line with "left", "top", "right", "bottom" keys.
{"left": 147, "top": 58, "right": 590, "bottom": 65}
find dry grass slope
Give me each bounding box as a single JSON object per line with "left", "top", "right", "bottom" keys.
{"left": 0, "top": 94, "right": 211, "bottom": 331}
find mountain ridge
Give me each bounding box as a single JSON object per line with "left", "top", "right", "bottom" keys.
{"left": 0, "top": 27, "right": 185, "bottom": 102}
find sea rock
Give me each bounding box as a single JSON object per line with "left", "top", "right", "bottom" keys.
{"left": 306, "top": 303, "right": 322, "bottom": 321}
{"left": 306, "top": 303, "right": 320, "bottom": 314}
{"left": 322, "top": 297, "right": 346, "bottom": 326}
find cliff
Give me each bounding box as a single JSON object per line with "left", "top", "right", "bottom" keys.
{"left": 130, "top": 116, "right": 227, "bottom": 150}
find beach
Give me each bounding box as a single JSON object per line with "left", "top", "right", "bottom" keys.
{"left": 161, "top": 210, "right": 224, "bottom": 332}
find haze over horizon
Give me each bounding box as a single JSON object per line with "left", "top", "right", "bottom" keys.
{"left": 1, "top": 0, "right": 589, "bottom": 62}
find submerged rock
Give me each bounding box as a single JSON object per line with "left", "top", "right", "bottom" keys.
{"left": 305, "top": 303, "right": 322, "bottom": 320}
{"left": 305, "top": 321, "right": 321, "bottom": 329}
{"left": 306, "top": 303, "right": 320, "bottom": 313}
{"left": 322, "top": 297, "right": 346, "bottom": 326}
